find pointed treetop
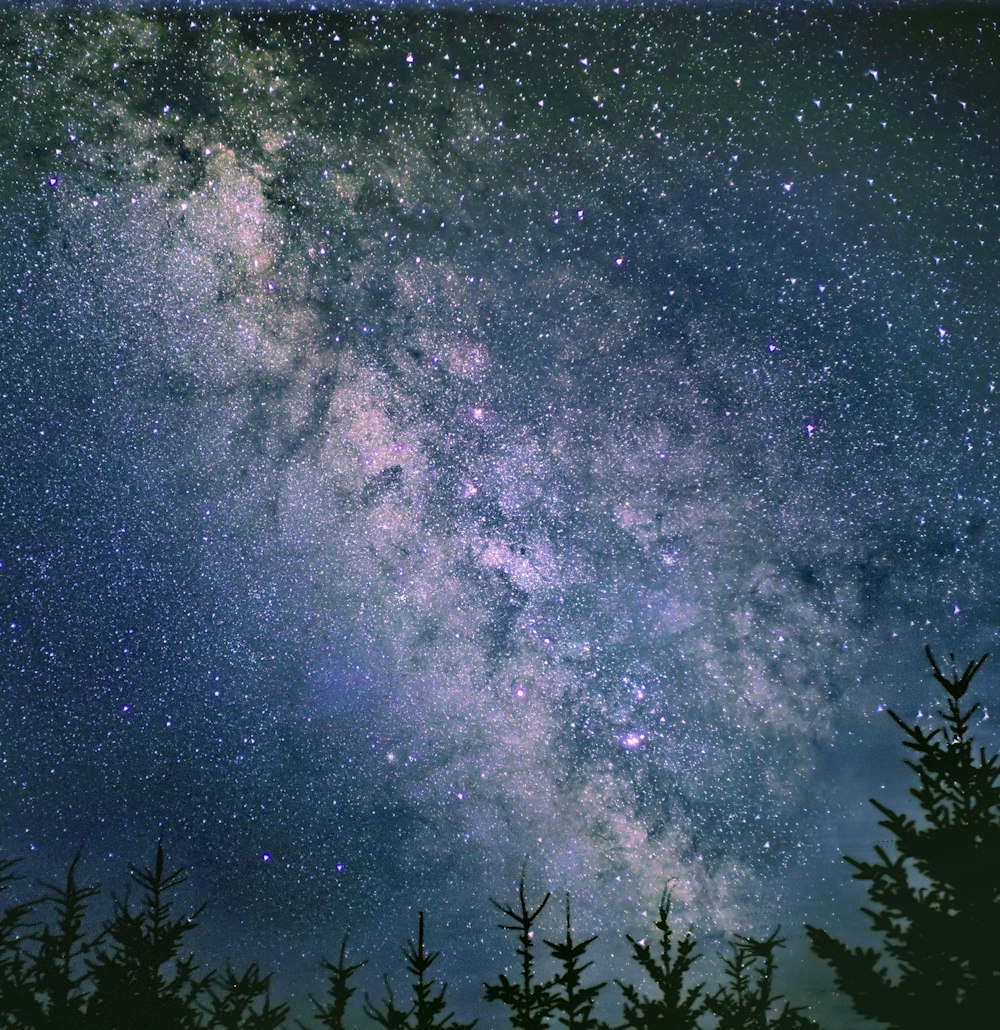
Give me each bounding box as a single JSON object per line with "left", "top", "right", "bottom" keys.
{"left": 925, "top": 645, "right": 988, "bottom": 700}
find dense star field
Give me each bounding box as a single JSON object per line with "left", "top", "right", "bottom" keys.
{"left": 1, "top": 2, "right": 998, "bottom": 1024}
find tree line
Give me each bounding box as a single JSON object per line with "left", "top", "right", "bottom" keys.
{"left": 2, "top": 647, "right": 997, "bottom": 1028}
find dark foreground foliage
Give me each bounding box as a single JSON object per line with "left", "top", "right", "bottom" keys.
{"left": 0, "top": 843, "right": 286, "bottom": 1030}
{"left": 2, "top": 648, "right": 996, "bottom": 1028}
{"left": 807, "top": 648, "right": 1000, "bottom": 1026}
{"left": 0, "top": 846, "right": 808, "bottom": 1030}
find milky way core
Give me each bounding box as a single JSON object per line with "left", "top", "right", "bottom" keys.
{"left": 2, "top": 5, "right": 998, "bottom": 1024}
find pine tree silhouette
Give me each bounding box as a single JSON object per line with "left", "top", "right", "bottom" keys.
{"left": 85, "top": 842, "right": 209, "bottom": 1030}
{"left": 706, "top": 928, "right": 816, "bottom": 1029}
{"left": 0, "top": 856, "right": 38, "bottom": 1027}
{"left": 202, "top": 961, "right": 289, "bottom": 1029}
{"left": 365, "top": 911, "right": 476, "bottom": 1030}
{"left": 543, "top": 894, "right": 606, "bottom": 1030}
{"left": 615, "top": 888, "right": 705, "bottom": 1030}
{"left": 483, "top": 873, "right": 554, "bottom": 1029}
{"left": 807, "top": 647, "right": 1000, "bottom": 1026}
{"left": 365, "top": 976, "right": 411, "bottom": 1030}
{"left": 303, "top": 933, "right": 365, "bottom": 1030}
{"left": 30, "top": 853, "right": 100, "bottom": 1029}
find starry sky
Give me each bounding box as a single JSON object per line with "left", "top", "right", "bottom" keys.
{"left": 1, "top": 2, "right": 998, "bottom": 1025}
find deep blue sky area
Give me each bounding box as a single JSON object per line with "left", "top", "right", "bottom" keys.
{"left": 1, "top": 3, "right": 998, "bottom": 1026}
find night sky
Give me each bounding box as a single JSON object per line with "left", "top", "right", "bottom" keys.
{"left": 1, "top": 2, "right": 999, "bottom": 1025}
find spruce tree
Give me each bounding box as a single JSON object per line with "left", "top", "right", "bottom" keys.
{"left": 30, "top": 853, "right": 100, "bottom": 1029}
{"left": 807, "top": 647, "right": 1000, "bottom": 1026}
{"left": 705, "top": 929, "right": 816, "bottom": 1029}
{"left": 543, "top": 894, "right": 606, "bottom": 1030}
{"left": 365, "top": 911, "right": 475, "bottom": 1030}
{"left": 85, "top": 842, "right": 208, "bottom": 1030}
{"left": 203, "top": 961, "right": 288, "bottom": 1029}
{"left": 364, "top": 976, "right": 410, "bottom": 1030}
{"left": 615, "top": 889, "right": 705, "bottom": 1029}
{"left": 484, "top": 874, "right": 554, "bottom": 1029}
{"left": 0, "top": 856, "right": 38, "bottom": 1027}
{"left": 305, "top": 933, "right": 365, "bottom": 1030}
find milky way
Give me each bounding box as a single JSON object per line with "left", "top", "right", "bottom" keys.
{"left": 1, "top": 4, "right": 998, "bottom": 1024}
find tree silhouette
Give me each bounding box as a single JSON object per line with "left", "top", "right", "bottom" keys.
{"left": 365, "top": 976, "right": 410, "bottom": 1030}
{"left": 365, "top": 911, "right": 475, "bottom": 1030}
{"left": 304, "top": 933, "right": 365, "bottom": 1030}
{"left": 706, "top": 928, "right": 816, "bottom": 1029}
{"left": 0, "top": 856, "right": 37, "bottom": 1027}
{"left": 85, "top": 842, "right": 208, "bottom": 1030}
{"left": 30, "top": 853, "right": 100, "bottom": 1029}
{"left": 0, "top": 842, "right": 829, "bottom": 1029}
{"left": 543, "top": 894, "right": 606, "bottom": 1030}
{"left": 483, "top": 873, "right": 554, "bottom": 1029}
{"left": 203, "top": 962, "right": 288, "bottom": 1030}
{"left": 615, "top": 888, "right": 705, "bottom": 1030}
{"left": 807, "top": 646, "right": 1000, "bottom": 1026}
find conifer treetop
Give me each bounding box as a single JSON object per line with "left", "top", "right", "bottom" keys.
{"left": 807, "top": 646, "right": 1000, "bottom": 1027}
